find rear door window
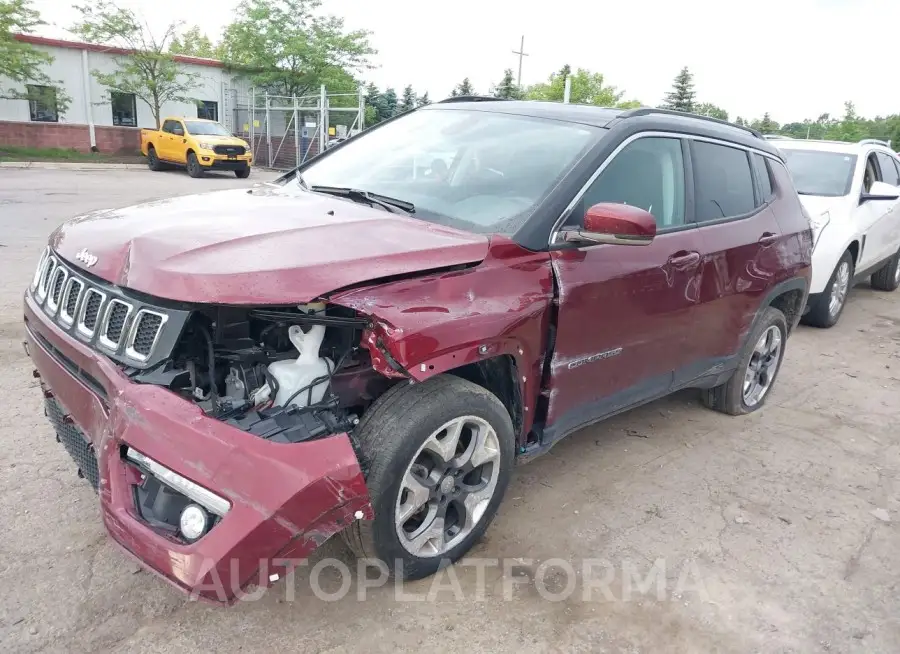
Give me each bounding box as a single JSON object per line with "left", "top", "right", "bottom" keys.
{"left": 692, "top": 141, "right": 756, "bottom": 222}
{"left": 162, "top": 120, "right": 178, "bottom": 134}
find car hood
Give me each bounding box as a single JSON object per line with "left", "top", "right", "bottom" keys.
{"left": 797, "top": 194, "right": 848, "bottom": 217}
{"left": 50, "top": 186, "right": 489, "bottom": 304}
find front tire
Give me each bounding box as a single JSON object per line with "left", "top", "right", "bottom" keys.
{"left": 702, "top": 306, "right": 787, "bottom": 416}
{"left": 342, "top": 375, "right": 515, "bottom": 580}
{"left": 802, "top": 251, "right": 853, "bottom": 328}
{"left": 870, "top": 248, "right": 900, "bottom": 292}
{"left": 186, "top": 152, "right": 204, "bottom": 178}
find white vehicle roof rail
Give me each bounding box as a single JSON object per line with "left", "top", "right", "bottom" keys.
{"left": 859, "top": 138, "right": 892, "bottom": 148}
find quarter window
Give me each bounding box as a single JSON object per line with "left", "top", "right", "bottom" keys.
{"left": 693, "top": 141, "right": 756, "bottom": 222}
{"left": 578, "top": 137, "right": 686, "bottom": 229}
{"left": 876, "top": 152, "right": 900, "bottom": 186}
{"left": 752, "top": 153, "right": 774, "bottom": 204}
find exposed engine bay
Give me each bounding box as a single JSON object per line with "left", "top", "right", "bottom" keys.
{"left": 128, "top": 303, "right": 395, "bottom": 443}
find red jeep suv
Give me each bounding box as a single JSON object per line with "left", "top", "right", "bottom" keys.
{"left": 23, "top": 99, "right": 812, "bottom": 602}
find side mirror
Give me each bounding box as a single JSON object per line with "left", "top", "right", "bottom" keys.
{"left": 565, "top": 203, "right": 656, "bottom": 246}
{"left": 860, "top": 181, "right": 900, "bottom": 204}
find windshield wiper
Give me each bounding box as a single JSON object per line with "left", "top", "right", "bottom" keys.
{"left": 308, "top": 185, "right": 415, "bottom": 215}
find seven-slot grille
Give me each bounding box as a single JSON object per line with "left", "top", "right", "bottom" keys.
{"left": 30, "top": 249, "right": 169, "bottom": 363}
{"left": 214, "top": 144, "right": 245, "bottom": 156}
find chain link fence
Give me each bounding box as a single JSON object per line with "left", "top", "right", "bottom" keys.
{"left": 222, "top": 83, "right": 365, "bottom": 170}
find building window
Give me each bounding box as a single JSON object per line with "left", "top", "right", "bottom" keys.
{"left": 197, "top": 100, "right": 218, "bottom": 121}
{"left": 111, "top": 92, "right": 137, "bottom": 127}
{"left": 27, "top": 85, "right": 58, "bottom": 123}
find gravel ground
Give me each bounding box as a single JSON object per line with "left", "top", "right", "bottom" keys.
{"left": 0, "top": 168, "right": 898, "bottom": 654}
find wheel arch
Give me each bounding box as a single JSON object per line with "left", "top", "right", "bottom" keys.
{"left": 748, "top": 277, "right": 809, "bottom": 341}
{"left": 444, "top": 355, "right": 523, "bottom": 446}
{"left": 847, "top": 239, "right": 860, "bottom": 265}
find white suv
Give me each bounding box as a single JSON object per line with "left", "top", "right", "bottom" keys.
{"left": 776, "top": 138, "right": 900, "bottom": 327}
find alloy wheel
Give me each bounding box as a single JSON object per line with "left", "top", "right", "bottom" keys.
{"left": 395, "top": 416, "right": 501, "bottom": 557}
{"left": 829, "top": 261, "right": 850, "bottom": 318}
{"left": 742, "top": 325, "right": 783, "bottom": 407}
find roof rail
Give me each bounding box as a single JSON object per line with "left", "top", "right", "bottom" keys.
{"left": 859, "top": 138, "right": 892, "bottom": 148}
{"left": 618, "top": 107, "right": 764, "bottom": 139}
{"left": 764, "top": 134, "right": 793, "bottom": 140}
{"left": 437, "top": 95, "right": 510, "bottom": 104}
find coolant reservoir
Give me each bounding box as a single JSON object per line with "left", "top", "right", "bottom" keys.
{"left": 262, "top": 303, "right": 334, "bottom": 409}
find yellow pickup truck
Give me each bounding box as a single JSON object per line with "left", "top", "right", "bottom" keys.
{"left": 140, "top": 118, "right": 253, "bottom": 178}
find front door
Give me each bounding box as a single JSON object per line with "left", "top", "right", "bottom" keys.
{"left": 545, "top": 135, "right": 703, "bottom": 441}
{"left": 855, "top": 151, "right": 895, "bottom": 271}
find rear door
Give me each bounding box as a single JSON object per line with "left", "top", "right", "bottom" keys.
{"left": 545, "top": 134, "right": 704, "bottom": 438}
{"left": 689, "top": 141, "right": 785, "bottom": 379}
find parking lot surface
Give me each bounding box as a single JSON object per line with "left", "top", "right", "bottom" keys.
{"left": 1, "top": 169, "right": 898, "bottom": 653}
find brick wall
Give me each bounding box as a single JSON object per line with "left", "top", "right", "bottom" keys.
{"left": 0, "top": 121, "right": 141, "bottom": 153}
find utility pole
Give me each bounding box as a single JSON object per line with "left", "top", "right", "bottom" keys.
{"left": 512, "top": 35, "right": 529, "bottom": 89}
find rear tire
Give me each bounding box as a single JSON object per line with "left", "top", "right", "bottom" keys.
{"left": 187, "top": 152, "right": 204, "bottom": 178}
{"left": 235, "top": 168, "right": 251, "bottom": 179}
{"left": 342, "top": 375, "right": 515, "bottom": 580}
{"left": 870, "top": 248, "right": 900, "bottom": 292}
{"left": 147, "top": 146, "right": 162, "bottom": 172}
{"left": 801, "top": 251, "right": 854, "bottom": 328}
{"left": 702, "top": 306, "right": 788, "bottom": 416}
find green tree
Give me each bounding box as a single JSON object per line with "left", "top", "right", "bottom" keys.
{"left": 0, "top": 0, "right": 70, "bottom": 114}
{"left": 751, "top": 112, "right": 779, "bottom": 134}
{"left": 72, "top": 1, "right": 199, "bottom": 128}
{"left": 220, "top": 0, "right": 374, "bottom": 98}
{"left": 734, "top": 117, "right": 745, "bottom": 126}
{"left": 451, "top": 77, "right": 475, "bottom": 97}
{"left": 526, "top": 67, "right": 633, "bottom": 107}
{"left": 399, "top": 84, "right": 416, "bottom": 112}
{"left": 662, "top": 66, "right": 695, "bottom": 112}
{"left": 379, "top": 87, "right": 397, "bottom": 121}
{"left": 168, "top": 25, "right": 218, "bottom": 58}
{"left": 695, "top": 102, "right": 728, "bottom": 121}
{"left": 416, "top": 91, "right": 431, "bottom": 107}
{"left": 492, "top": 68, "right": 522, "bottom": 99}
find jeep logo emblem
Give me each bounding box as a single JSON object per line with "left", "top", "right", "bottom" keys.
{"left": 75, "top": 248, "right": 98, "bottom": 268}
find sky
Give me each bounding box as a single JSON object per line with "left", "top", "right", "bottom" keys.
{"left": 30, "top": 0, "right": 900, "bottom": 124}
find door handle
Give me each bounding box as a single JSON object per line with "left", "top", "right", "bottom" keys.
{"left": 758, "top": 232, "right": 778, "bottom": 246}
{"left": 668, "top": 251, "right": 700, "bottom": 267}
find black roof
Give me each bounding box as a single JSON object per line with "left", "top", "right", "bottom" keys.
{"left": 426, "top": 98, "right": 780, "bottom": 158}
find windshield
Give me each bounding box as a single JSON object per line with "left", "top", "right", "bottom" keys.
{"left": 782, "top": 149, "right": 857, "bottom": 197}
{"left": 297, "top": 108, "right": 599, "bottom": 235}
{"left": 184, "top": 121, "right": 231, "bottom": 136}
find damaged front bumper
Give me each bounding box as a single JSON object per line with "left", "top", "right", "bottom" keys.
{"left": 23, "top": 293, "right": 372, "bottom": 604}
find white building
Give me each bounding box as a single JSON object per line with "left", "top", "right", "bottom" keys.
{"left": 0, "top": 34, "right": 250, "bottom": 152}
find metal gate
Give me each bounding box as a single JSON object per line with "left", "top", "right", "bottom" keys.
{"left": 231, "top": 85, "right": 365, "bottom": 170}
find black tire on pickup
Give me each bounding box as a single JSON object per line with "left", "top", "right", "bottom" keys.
{"left": 702, "top": 306, "right": 788, "bottom": 416}
{"left": 342, "top": 375, "right": 515, "bottom": 580}
{"left": 186, "top": 152, "right": 204, "bottom": 178}
{"left": 147, "top": 145, "right": 163, "bottom": 172}
{"left": 870, "top": 248, "right": 900, "bottom": 292}
{"left": 235, "top": 168, "right": 251, "bottom": 179}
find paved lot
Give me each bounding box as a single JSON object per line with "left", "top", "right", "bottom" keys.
{"left": 1, "top": 168, "right": 899, "bottom": 653}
